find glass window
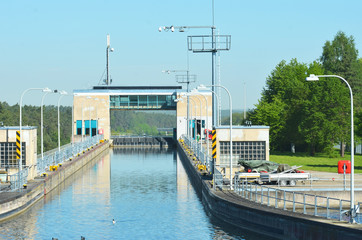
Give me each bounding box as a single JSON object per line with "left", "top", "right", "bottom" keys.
{"left": 129, "top": 96, "right": 138, "bottom": 107}
{"left": 220, "top": 141, "right": 266, "bottom": 161}
{"left": 0, "top": 142, "right": 25, "bottom": 167}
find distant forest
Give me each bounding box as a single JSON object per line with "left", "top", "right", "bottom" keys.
{"left": 0, "top": 102, "right": 176, "bottom": 153}
{"left": 110, "top": 111, "right": 176, "bottom": 135}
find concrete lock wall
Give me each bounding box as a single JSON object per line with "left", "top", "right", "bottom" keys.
{"left": 176, "top": 141, "right": 362, "bottom": 239}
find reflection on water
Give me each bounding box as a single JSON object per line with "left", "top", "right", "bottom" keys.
{"left": 0, "top": 148, "right": 259, "bottom": 239}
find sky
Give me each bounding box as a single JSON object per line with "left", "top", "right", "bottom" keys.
{"left": 1, "top": 0, "right": 362, "bottom": 110}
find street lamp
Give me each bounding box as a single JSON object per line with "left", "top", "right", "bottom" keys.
{"left": 41, "top": 88, "right": 55, "bottom": 161}
{"left": 198, "top": 84, "right": 233, "bottom": 189}
{"left": 57, "top": 90, "right": 67, "bottom": 152}
{"left": 19, "top": 87, "right": 51, "bottom": 186}
{"left": 306, "top": 74, "right": 356, "bottom": 223}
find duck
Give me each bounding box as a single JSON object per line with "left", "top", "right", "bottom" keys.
{"left": 113, "top": 219, "right": 116, "bottom": 224}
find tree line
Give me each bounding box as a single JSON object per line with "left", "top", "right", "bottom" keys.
{"left": 0, "top": 102, "right": 72, "bottom": 153}
{"left": 110, "top": 111, "right": 175, "bottom": 135}
{"left": 248, "top": 31, "right": 362, "bottom": 156}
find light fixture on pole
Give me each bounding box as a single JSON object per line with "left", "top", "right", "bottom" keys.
{"left": 57, "top": 90, "right": 68, "bottom": 152}
{"left": 198, "top": 84, "right": 233, "bottom": 189}
{"left": 19, "top": 87, "right": 51, "bottom": 186}
{"left": 306, "top": 74, "right": 356, "bottom": 223}
{"left": 41, "top": 88, "right": 55, "bottom": 162}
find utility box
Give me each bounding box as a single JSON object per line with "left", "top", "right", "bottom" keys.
{"left": 338, "top": 160, "right": 351, "bottom": 174}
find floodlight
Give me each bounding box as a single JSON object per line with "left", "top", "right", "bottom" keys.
{"left": 42, "top": 87, "right": 52, "bottom": 93}
{"left": 306, "top": 74, "right": 319, "bottom": 81}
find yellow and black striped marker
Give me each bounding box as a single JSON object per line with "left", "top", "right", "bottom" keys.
{"left": 212, "top": 128, "right": 217, "bottom": 161}
{"left": 16, "top": 131, "right": 21, "bottom": 160}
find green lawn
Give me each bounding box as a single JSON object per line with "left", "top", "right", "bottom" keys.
{"left": 270, "top": 151, "right": 362, "bottom": 173}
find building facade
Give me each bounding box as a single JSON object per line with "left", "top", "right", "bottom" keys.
{"left": 0, "top": 127, "right": 37, "bottom": 180}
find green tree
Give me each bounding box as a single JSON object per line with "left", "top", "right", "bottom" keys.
{"left": 249, "top": 96, "right": 287, "bottom": 150}
{"left": 320, "top": 31, "right": 362, "bottom": 111}
{"left": 249, "top": 59, "right": 350, "bottom": 155}
{"left": 250, "top": 59, "right": 310, "bottom": 151}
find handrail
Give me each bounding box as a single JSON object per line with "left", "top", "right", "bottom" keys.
{"left": 2, "top": 135, "right": 104, "bottom": 192}
{"left": 234, "top": 178, "right": 354, "bottom": 222}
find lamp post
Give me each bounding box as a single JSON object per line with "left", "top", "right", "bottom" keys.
{"left": 199, "top": 84, "right": 233, "bottom": 189}
{"left": 19, "top": 87, "right": 51, "bottom": 185}
{"left": 209, "top": 90, "right": 221, "bottom": 127}
{"left": 306, "top": 74, "right": 356, "bottom": 223}
{"left": 41, "top": 88, "right": 55, "bottom": 161}
{"left": 57, "top": 91, "right": 67, "bottom": 152}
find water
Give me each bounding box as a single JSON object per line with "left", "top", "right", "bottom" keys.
{"left": 0, "top": 148, "right": 258, "bottom": 239}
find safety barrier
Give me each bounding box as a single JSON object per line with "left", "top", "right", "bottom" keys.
{"left": 3, "top": 135, "right": 104, "bottom": 192}
{"left": 181, "top": 135, "right": 211, "bottom": 171}
{"left": 36, "top": 135, "right": 104, "bottom": 175}
{"left": 234, "top": 177, "right": 358, "bottom": 222}
{"left": 8, "top": 168, "right": 28, "bottom": 191}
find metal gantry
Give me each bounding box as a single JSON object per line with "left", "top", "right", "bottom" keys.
{"left": 159, "top": 25, "right": 231, "bottom": 128}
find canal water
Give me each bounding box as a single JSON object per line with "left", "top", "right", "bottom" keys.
{"left": 0, "top": 148, "right": 260, "bottom": 240}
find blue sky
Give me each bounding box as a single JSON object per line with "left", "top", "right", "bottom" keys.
{"left": 1, "top": 0, "right": 362, "bottom": 110}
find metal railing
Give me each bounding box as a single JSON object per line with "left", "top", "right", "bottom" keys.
{"left": 180, "top": 136, "right": 361, "bottom": 223}
{"left": 181, "top": 135, "right": 211, "bottom": 171}
{"left": 213, "top": 168, "right": 224, "bottom": 190}
{"left": 36, "top": 135, "right": 104, "bottom": 175}
{"left": 234, "top": 177, "right": 354, "bottom": 222}
{"left": 8, "top": 168, "right": 28, "bottom": 191}
{"left": 2, "top": 135, "right": 105, "bottom": 192}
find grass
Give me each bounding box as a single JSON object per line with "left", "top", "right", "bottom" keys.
{"left": 270, "top": 151, "right": 362, "bottom": 173}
